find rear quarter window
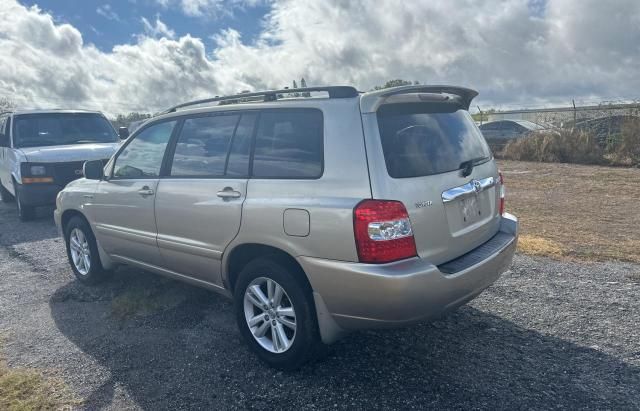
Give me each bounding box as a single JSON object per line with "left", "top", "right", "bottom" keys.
{"left": 377, "top": 104, "right": 491, "bottom": 178}
{"left": 252, "top": 109, "right": 323, "bottom": 179}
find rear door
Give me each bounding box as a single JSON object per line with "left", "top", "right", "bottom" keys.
{"left": 362, "top": 100, "right": 501, "bottom": 265}
{"left": 154, "top": 112, "right": 255, "bottom": 284}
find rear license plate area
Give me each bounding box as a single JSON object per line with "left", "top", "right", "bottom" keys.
{"left": 459, "top": 195, "right": 482, "bottom": 224}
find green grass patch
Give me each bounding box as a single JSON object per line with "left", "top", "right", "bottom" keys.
{"left": 111, "top": 283, "right": 185, "bottom": 321}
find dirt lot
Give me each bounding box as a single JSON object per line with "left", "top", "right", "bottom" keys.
{"left": 499, "top": 160, "right": 640, "bottom": 263}
{"left": 0, "top": 162, "right": 639, "bottom": 409}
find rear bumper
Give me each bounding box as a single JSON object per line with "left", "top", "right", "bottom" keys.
{"left": 17, "top": 183, "right": 63, "bottom": 207}
{"left": 299, "top": 213, "right": 518, "bottom": 343}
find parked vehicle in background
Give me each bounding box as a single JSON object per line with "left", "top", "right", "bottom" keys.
{"left": 54, "top": 85, "right": 518, "bottom": 370}
{"left": 0, "top": 110, "right": 125, "bottom": 221}
{"left": 479, "top": 119, "right": 546, "bottom": 149}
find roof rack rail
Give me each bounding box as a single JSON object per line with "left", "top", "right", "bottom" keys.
{"left": 0, "top": 110, "right": 13, "bottom": 116}
{"left": 162, "top": 86, "right": 359, "bottom": 114}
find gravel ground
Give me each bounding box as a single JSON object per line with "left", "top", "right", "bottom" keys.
{"left": 0, "top": 202, "right": 639, "bottom": 410}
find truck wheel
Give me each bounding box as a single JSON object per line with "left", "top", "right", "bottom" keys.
{"left": 234, "top": 257, "right": 325, "bottom": 370}
{"left": 0, "top": 180, "right": 14, "bottom": 203}
{"left": 15, "top": 185, "right": 35, "bottom": 221}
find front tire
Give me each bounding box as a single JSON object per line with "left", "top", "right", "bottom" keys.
{"left": 234, "top": 257, "right": 324, "bottom": 370}
{"left": 0, "top": 180, "right": 14, "bottom": 203}
{"left": 15, "top": 185, "right": 35, "bottom": 221}
{"left": 64, "top": 216, "right": 109, "bottom": 284}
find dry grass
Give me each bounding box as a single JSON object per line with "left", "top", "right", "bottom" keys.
{"left": 501, "top": 129, "right": 604, "bottom": 165}
{"left": 518, "top": 235, "right": 567, "bottom": 258}
{"left": 499, "top": 160, "right": 640, "bottom": 263}
{"left": 0, "top": 338, "right": 78, "bottom": 411}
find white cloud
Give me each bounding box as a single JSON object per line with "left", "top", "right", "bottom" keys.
{"left": 96, "top": 4, "right": 121, "bottom": 22}
{"left": 0, "top": 0, "right": 639, "bottom": 116}
{"left": 141, "top": 16, "right": 176, "bottom": 39}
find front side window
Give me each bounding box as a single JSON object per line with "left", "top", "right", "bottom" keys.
{"left": 170, "top": 114, "right": 239, "bottom": 177}
{"left": 252, "top": 109, "right": 323, "bottom": 178}
{"left": 113, "top": 121, "right": 176, "bottom": 178}
{"left": 12, "top": 113, "right": 118, "bottom": 148}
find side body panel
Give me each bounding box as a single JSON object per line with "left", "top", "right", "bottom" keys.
{"left": 222, "top": 98, "right": 372, "bottom": 285}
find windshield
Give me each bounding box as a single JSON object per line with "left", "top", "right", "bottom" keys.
{"left": 13, "top": 113, "right": 118, "bottom": 148}
{"left": 377, "top": 104, "right": 491, "bottom": 178}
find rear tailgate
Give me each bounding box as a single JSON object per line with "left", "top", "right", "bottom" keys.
{"left": 360, "top": 87, "right": 501, "bottom": 265}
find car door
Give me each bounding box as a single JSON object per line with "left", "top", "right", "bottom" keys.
{"left": 90, "top": 119, "right": 177, "bottom": 267}
{"left": 154, "top": 112, "right": 255, "bottom": 285}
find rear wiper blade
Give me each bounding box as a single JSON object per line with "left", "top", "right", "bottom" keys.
{"left": 459, "top": 156, "right": 487, "bottom": 177}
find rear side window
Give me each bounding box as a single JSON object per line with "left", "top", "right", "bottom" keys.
{"left": 170, "top": 114, "right": 239, "bottom": 177}
{"left": 377, "top": 104, "right": 491, "bottom": 178}
{"left": 252, "top": 109, "right": 323, "bottom": 179}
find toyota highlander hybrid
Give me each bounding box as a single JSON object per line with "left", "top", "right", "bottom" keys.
{"left": 54, "top": 85, "right": 518, "bottom": 369}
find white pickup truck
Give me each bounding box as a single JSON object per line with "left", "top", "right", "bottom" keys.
{"left": 0, "top": 110, "right": 124, "bottom": 221}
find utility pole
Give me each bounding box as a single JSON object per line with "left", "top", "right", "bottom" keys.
{"left": 477, "top": 105, "right": 483, "bottom": 126}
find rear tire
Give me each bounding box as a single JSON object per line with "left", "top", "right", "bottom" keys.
{"left": 64, "top": 216, "right": 109, "bottom": 284}
{"left": 234, "top": 257, "right": 324, "bottom": 370}
{"left": 0, "top": 180, "right": 14, "bottom": 203}
{"left": 15, "top": 184, "right": 35, "bottom": 221}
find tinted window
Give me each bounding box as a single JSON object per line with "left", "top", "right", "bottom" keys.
{"left": 113, "top": 121, "right": 176, "bottom": 178}
{"left": 252, "top": 109, "right": 323, "bottom": 178}
{"left": 226, "top": 113, "right": 257, "bottom": 177}
{"left": 170, "top": 115, "right": 239, "bottom": 177}
{"left": 13, "top": 113, "right": 118, "bottom": 148}
{"left": 377, "top": 104, "right": 491, "bottom": 178}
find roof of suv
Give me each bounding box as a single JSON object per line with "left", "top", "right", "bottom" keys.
{"left": 158, "top": 84, "right": 479, "bottom": 118}
{"left": 3, "top": 109, "right": 104, "bottom": 116}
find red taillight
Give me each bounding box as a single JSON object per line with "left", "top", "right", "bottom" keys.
{"left": 498, "top": 171, "right": 505, "bottom": 215}
{"left": 353, "top": 200, "right": 417, "bottom": 264}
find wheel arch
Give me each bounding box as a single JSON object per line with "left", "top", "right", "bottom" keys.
{"left": 60, "top": 209, "right": 90, "bottom": 233}
{"left": 60, "top": 208, "right": 115, "bottom": 270}
{"left": 224, "top": 243, "right": 312, "bottom": 294}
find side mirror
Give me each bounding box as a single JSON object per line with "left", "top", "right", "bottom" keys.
{"left": 118, "top": 127, "right": 129, "bottom": 140}
{"left": 83, "top": 160, "right": 104, "bottom": 180}
{"left": 0, "top": 133, "right": 8, "bottom": 147}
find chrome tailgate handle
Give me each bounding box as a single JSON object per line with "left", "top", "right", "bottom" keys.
{"left": 217, "top": 187, "right": 241, "bottom": 199}
{"left": 442, "top": 177, "right": 495, "bottom": 203}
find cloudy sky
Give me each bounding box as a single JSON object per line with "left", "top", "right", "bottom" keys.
{"left": 0, "top": 0, "right": 638, "bottom": 115}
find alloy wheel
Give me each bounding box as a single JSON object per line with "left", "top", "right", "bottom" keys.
{"left": 243, "top": 277, "right": 297, "bottom": 353}
{"left": 69, "top": 228, "right": 91, "bottom": 275}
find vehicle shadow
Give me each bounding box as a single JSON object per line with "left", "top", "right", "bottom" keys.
{"left": 0, "top": 202, "right": 58, "bottom": 247}
{"left": 49, "top": 268, "right": 639, "bottom": 410}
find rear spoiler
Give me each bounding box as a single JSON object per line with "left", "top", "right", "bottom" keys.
{"left": 360, "top": 85, "right": 479, "bottom": 113}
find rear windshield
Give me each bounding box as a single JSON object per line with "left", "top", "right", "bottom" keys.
{"left": 377, "top": 104, "right": 491, "bottom": 178}
{"left": 13, "top": 113, "right": 118, "bottom": 148}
